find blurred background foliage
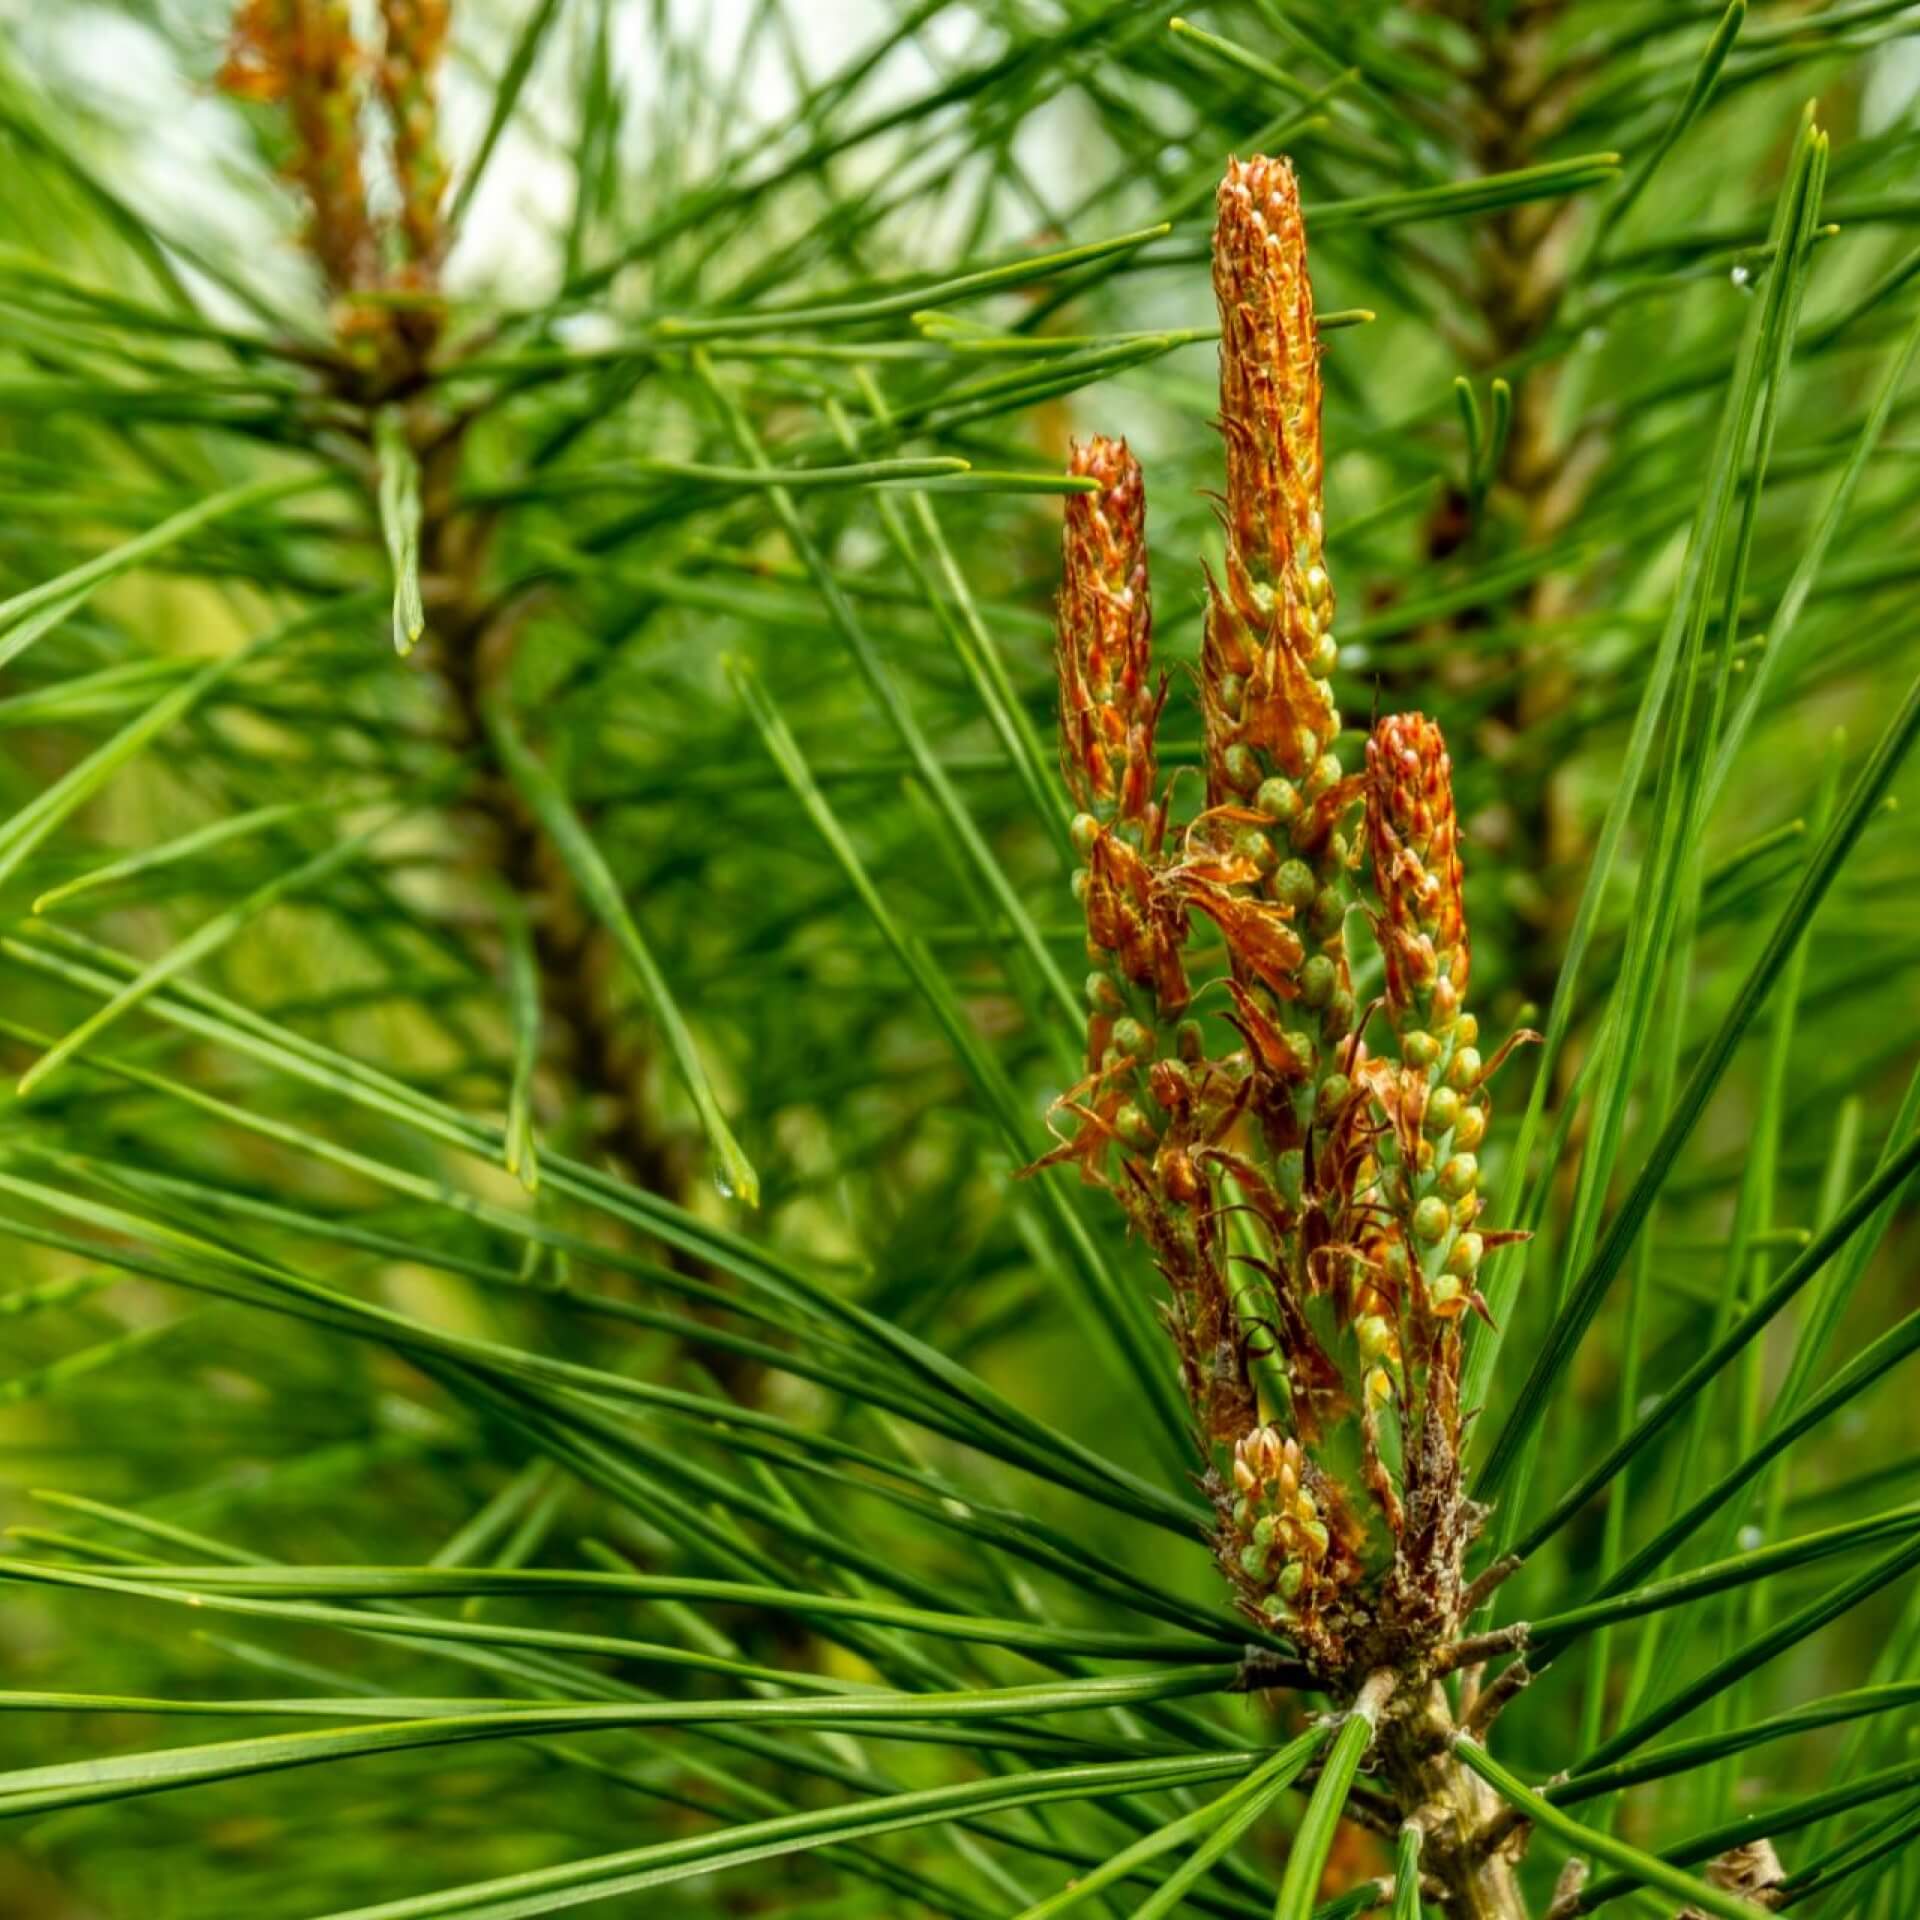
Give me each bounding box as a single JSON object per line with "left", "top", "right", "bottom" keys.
{"left": 0, "top": 0, "right": 1918, "bottom": 1915}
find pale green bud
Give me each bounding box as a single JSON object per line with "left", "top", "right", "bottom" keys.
{"left": 1403, "top": 1029, "right": 1440, "bottom": 1070}
{"left": 1273, "top": 859, "right": 1316, "bottom": 910}
{"left": 1222, "top": 744, "right": 1261, "bottom": 793}
{"left": 1256, "top": 776, "right": 1302, "bottom": 824}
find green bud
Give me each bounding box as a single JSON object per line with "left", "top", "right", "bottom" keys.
{"left": 1413, "top": 1196, "right": 1451, "bottom": 1244}
{"left": 1447, "top": 1232, "right": 1485, "bottom": 1277}
{"left": 1403, "top": 1029, "right": 1440, "bottom": 1069}
{"left": 1273, "top": 859, "right": 1316, "bottom": 911}
{"left": 1070, "top": 868, "right": 1090, "bottom": 903}
{"left": 1256, "top": 776, "right": 1302, "bottom": 824}
{"left": 1276, "top": 1149, "right": 1305, "bottom": 1205}
{"left": 1300, "top": 1518, "right": 1330, "bottom": 1559}
{"left": 1439, "top": 1152, "right": 1479, "bottom": 1199}
{"left": 1232, "top": 1497, "right": 1252, "bottom": 1528}
{"left": 1323, "top": 989, "right": 1356, "bottom": 1040}
{"left": 1424, "top": 1085, "right": 1462, "bottom": 1135}
{"left": 1070, "top": 812, "right": 1101, "bottom": 857}
{"left": 1086, "top": 971, "right": 1125, "bottom": 1015}
{"left": 1112, "top": 1017, "right": 1154, "bottom": 1061}
{"left": 1299, "top": 954, "right": 1336, "bottom": 1008}
{"left": 1261, "top": 1593, "right": 1295, "bottom": 1624}
{"left": 1315, "top": 1072, "right": 1351, "bottom": 1122}
{"left": 1218, "top": 673, "right": 1246, "bottom": 715}
{"left": 1310, "top": 887, "right": 1344, "bottom": 936}
{"left": 1306, "top": 753, "right": 1342, "bottom": 799}
{"left": 1311, "top": 631, "right": 1338, "bottom": 677}
{"left": 1454, "top": 1104, "right": 1487, "bottom": 1150}
{"left": 1456, "top": 1012, "right": 1480, "bottom": 1047}
{"left": 1176, "top": 1019, "right": 1206, "bottom": 1064}
{"left": 1287, "top": 1028, "right": 1319, "bottom": 1075}
{"left": 1382, "top": 1237, "right": 1410, "bottom": 1281}
{"left": 1355, "top": 1313, "right": 1393, "bottom": 1363}
{"left": 1239, "top": 1541, "right": 1270, "bottom": 1579}
{"left": 1276, "top": 1559, "right": 1307, "bottom": 1600}
{"left": 1447, "top": 1046, "right": 1484, "bottom": 1091}
{"left": 1222, "top": 743, "right": 1261, "bottom": 793}
{"left": 1252, "top": 1513, "right": 1277, "bottom": 1548}
{"left": 1430, "top": 1272, "right": 1464, "bottom": 1309}
{"left": 1114, "top": 1104, "right": 1157, "bottom": 1152}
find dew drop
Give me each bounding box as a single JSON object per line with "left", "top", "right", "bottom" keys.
{"left": 1730, "top": 264, "right": 1753, "bottom": 293}
{"left": 1737, "top": 1525, "right": 1764, "bottom": 1553}
{"left": 713, "top": 1164, "right": 735, "bottom": 1201}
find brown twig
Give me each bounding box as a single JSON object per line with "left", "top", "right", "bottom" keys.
{"left": 1437, "top": 1622, "right": 1531, "bottom": 1674}
{"left": 1545, "top": 1855, "right": 1590, "bottom": 1920}
{"left": 1467, "top": 1658, "right": 1533, "bottom": 1736}
{"left": 1463, "top": 1553, "right": 1523, "bottom": 1614}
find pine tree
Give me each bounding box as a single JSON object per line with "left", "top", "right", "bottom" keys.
{"left": 1, "top": 4, "right": 1918, "bottom": 1916}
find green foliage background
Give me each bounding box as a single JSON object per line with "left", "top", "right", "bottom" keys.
{"left": 0, "top": 1, "right": 1918, "bottom": 1915}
